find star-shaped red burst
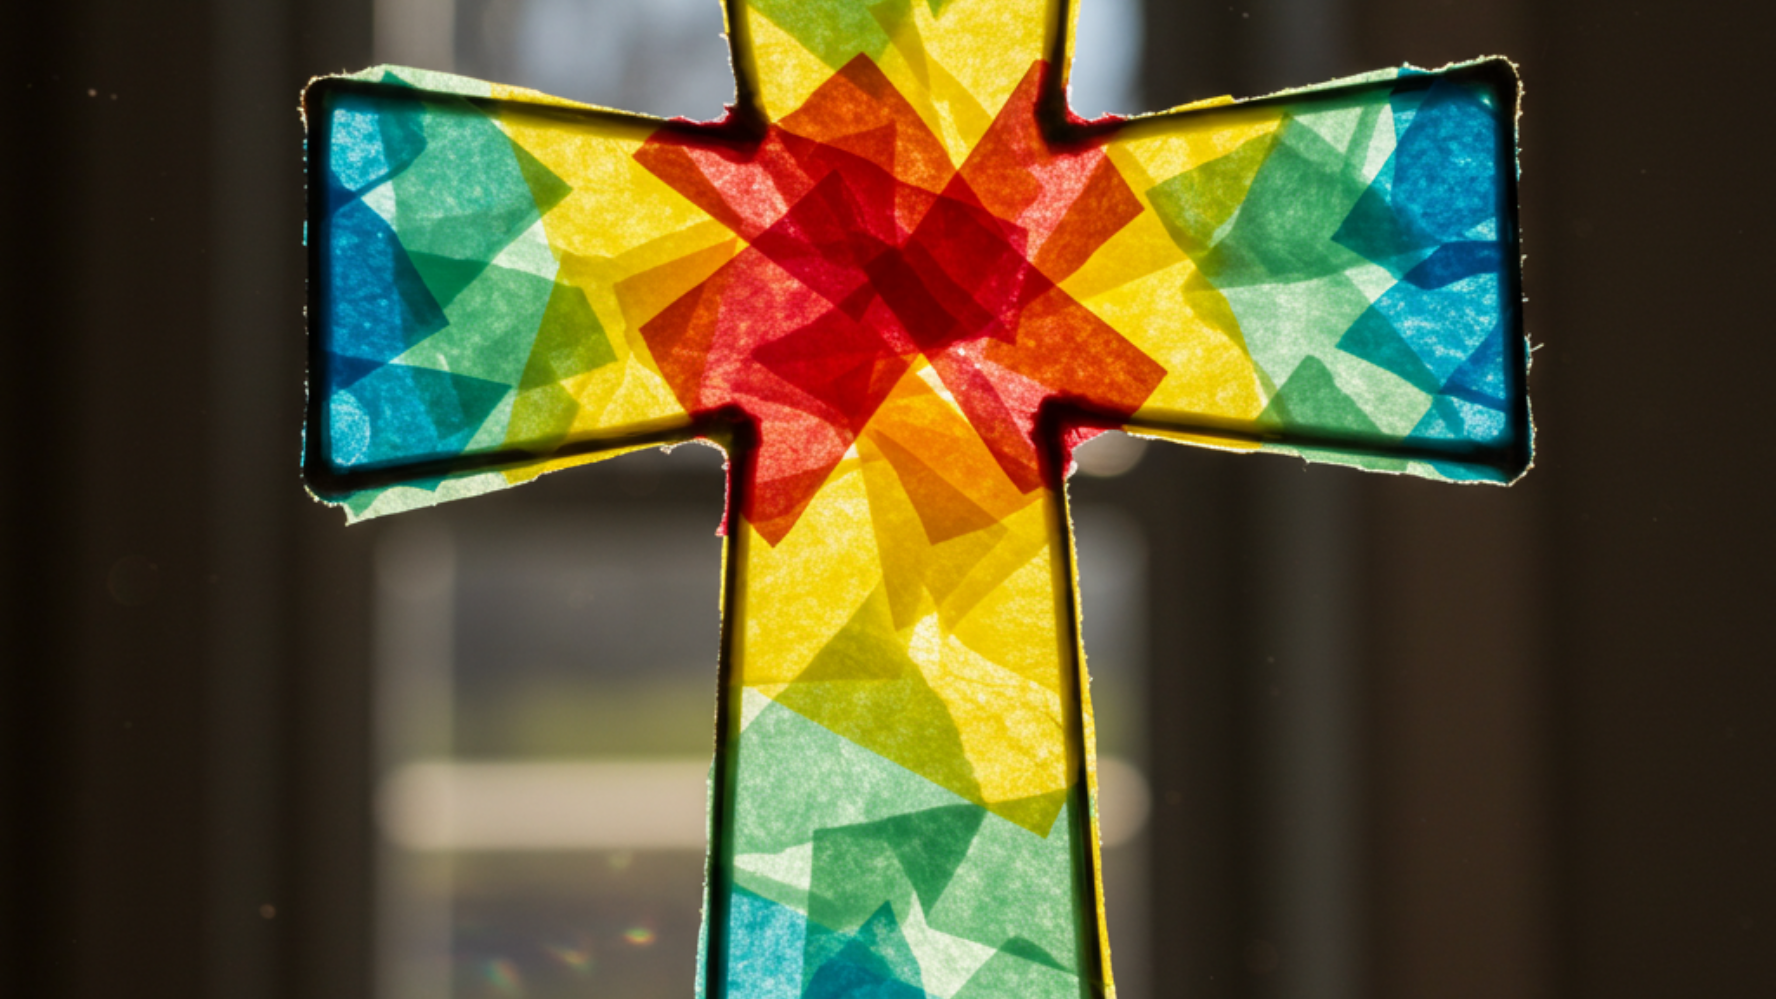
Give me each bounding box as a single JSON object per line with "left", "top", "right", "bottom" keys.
{"left": 636, "top": 58, "right": 1165, "bottom": 543}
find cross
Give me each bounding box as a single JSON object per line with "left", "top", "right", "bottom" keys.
{"left": 304, "top": 2, "right": 1527, "bottom": 996}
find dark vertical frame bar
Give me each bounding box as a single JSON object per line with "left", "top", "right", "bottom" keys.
{"left": 698, "top": 414, "right": 751, "bottom": 999}
{"left": 1046, "top": 412, "right": 1117, "bottom": 999}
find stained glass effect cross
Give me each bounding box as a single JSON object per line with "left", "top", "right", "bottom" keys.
{"left": 303, "top": 1, "right": 1528, "bottom": 995}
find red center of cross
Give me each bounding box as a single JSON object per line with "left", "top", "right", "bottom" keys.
{"left": 634, "top": 57, "right": 1165, "bottom": 543}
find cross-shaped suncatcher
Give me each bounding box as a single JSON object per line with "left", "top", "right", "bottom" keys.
{"left": 304, "top": 1, "right": 1527, "bottom": 995}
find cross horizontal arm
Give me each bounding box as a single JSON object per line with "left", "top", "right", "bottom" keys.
{"left": 1090, "top": 61, "right": 1529, "bottom": 482}
{"left": 305, "top": 70, "right": 744, "bottom": 520}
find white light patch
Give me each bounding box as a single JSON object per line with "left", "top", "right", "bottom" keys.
{"left": 361, "top": 179, "right": 397, "bottom": 224}
{"left": 1346, "top": 260, "right": 1398, "bottom": 304}
{"left": 916, "top": 366, "right": 962, "bottom": 411}
{"left": 741, "top": 686, "right": 772, "bottom": 730}
{"left": 489, "top": 217, "right": 562, "bottom": 282}
{"left": 1361, "top": 104, "right": 1397, "bottom": 182}
{"left": 899, "top": 896, "right": 999, "bottom": 998}
{"left": 733, "top": 842, "right": 814, "bottom": 893}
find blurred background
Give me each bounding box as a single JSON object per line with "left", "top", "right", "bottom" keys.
{"left": 2, "top": 1, "right": 1772, "bottom": 998}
